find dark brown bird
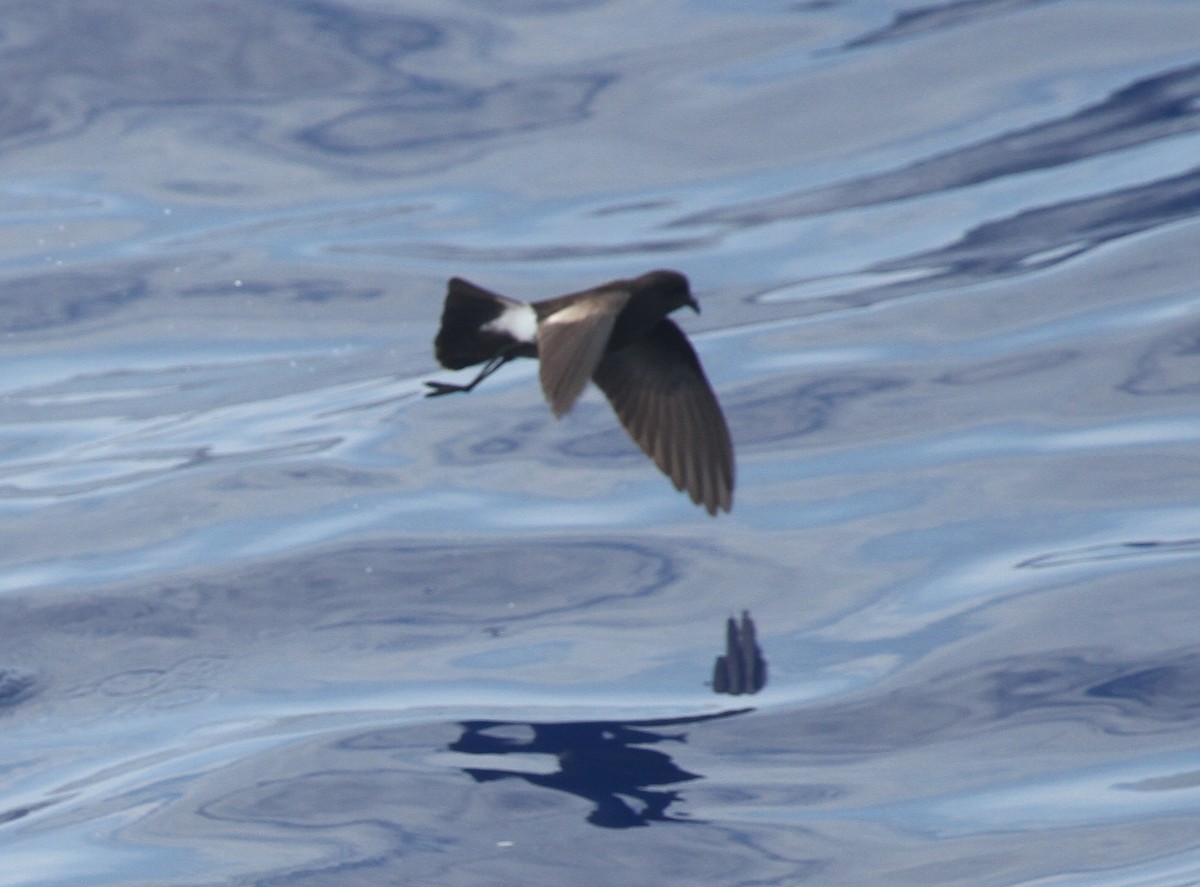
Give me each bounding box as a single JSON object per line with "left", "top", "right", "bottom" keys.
{"left": 425, "top": 270, "right": 734, "bottom": 515}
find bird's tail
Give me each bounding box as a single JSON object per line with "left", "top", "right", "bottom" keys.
{"left": 434, "top": 278, "right": 536, "bottom": 370}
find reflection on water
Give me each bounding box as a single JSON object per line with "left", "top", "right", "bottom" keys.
{"left": 3, "top": 0, "right": 1200, "bottom": 884}
{"left": 711, "top": 611, "right": 767, "bottom": 696}
{"left": 449, "top": 711, "right": 747, "bottom": 828}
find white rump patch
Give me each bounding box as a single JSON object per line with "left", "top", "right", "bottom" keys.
{"left": 482, "top": 302, "right": 538, "bottom": 343}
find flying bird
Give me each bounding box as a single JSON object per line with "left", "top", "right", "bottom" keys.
{"left": 425, "top": 270, "right": 734, "bottom": 515}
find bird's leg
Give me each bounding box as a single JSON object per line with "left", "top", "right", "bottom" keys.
{"left": 424, "top": 351, "right": 513, "bottom": 398}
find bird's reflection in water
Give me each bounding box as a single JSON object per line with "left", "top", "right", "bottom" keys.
{"left": 712, "top": 610, "right": 767, "bottom": 696}
{"left": 448, "top": 709, "right": 750, "bottom": 828}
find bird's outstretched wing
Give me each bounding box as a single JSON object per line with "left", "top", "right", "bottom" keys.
{"left": 536, "top": 290, "right": 629, "bottom": 417}
{"left": 592, "top": 319, "right": 734, "bottom": 515}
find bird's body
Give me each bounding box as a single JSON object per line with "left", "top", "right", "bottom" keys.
{"left": 426, "top": 270, "right": 734, "bottom": 515}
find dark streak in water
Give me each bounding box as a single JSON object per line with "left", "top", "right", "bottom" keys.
{"left": 842, "top": 0, "right": 1060, "bottom": 49}
{"left": 740, "top": 649, "right": 1200, "bottom": 756}
{"left": 874, "top": 166, "right": 1200, "bottom": 277}
{"left": 747, "top": 165, "right": 1200, "bottom": 311}
{"left": 0, "top": 271, "right": 150, "bottom": 332}
{"left": 1018, "top": 538, "right": 1200, "bottom": 569}
{"left": 1119, "top": 322, "right": 1200, "bottom": 395}
{"left": 0, "top": 666, "right": 39, "bottom": 708}
{"left": 178, "top": 277, "right": 384, "bottom": 303}
{"left": 935, "top": 350, "right": 1079, "bottom": 386}
{"left": 299, "top": 74, "right": 616, "bottom": 155}
{"left": 0, "top": 2, "right": 615, "bottom": 178}
{"left": 675, "top": 63, "right": 1200, "bottom": 227}
{"left": 370, "top": 233, "right": 714, "bottom": 263}
{"left": 0, "top": 539, "right": 685, "bottom": 640}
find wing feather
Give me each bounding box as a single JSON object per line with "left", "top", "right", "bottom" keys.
{"left": 593, "top": 319, "right": 734, "bottom": 515}
{"left": 536, "top": 291, "right": 628, "bottom": 417}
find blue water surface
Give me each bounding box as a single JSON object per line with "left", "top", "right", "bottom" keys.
{"left": 4, "top": 0, "right": 1200, "bottom": 884}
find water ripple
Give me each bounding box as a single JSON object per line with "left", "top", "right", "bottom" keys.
{"left": 3, "top": 1, "right": 1200, "bottom": 884}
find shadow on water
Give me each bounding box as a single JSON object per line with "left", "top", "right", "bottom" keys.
{"left": 439, "top": 613, "right": 765, "bottom": 829}
{"left": 449, "top": 709, "right": 750, "bottom": 829}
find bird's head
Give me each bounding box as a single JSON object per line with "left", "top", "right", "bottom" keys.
{"left": 636, "top": 269, "right": 699, "bottom": 315}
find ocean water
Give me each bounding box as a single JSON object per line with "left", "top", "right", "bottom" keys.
{"left": 3, "top": 1, "right": 1200, "bottom": 884}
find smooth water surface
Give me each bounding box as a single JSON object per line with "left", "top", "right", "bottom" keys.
{"left": 4, "top": 1, "right": 1200, "bottom": 884}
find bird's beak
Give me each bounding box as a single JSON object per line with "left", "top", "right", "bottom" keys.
{"left": 688, "top": 297, "right": 700, "bottom": 314}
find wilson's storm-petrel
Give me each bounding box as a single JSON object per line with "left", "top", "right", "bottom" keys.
{"left": 425, "top": 270, "right": 734, "bottom": 515}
